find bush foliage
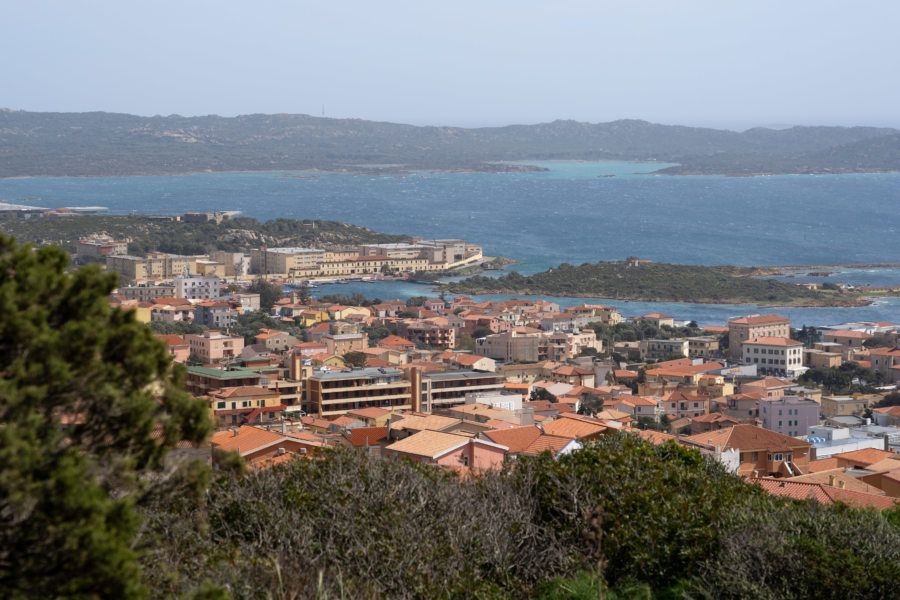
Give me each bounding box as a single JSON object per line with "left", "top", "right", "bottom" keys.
{"left": 140, "top": 435, "right": 900, "bottom": 599}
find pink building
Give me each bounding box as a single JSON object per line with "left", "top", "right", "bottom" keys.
{"left": 384, "top": 430, "right": 508, "bottom": 470}
{"left": 185, "top": 330, "right": 245, "bottom": 362}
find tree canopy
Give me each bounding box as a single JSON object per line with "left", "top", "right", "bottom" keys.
{"left": 0, "top": 234, "right": 210, "bottom": 597}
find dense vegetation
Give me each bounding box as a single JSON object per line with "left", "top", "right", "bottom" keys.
{"left": 0, "top": 234, "right": 209, "bottom": 598}
{"left": 139, "top": 437, "right": 900, "bottom": 599}
{"left": 443, "top": 261, "right": 851, "bottom": 305}
{"left": 2, "top": 110, "right": 898, "bottom": 177}
{"left": 0, "top": 215, "right": 407, "bottom": 256}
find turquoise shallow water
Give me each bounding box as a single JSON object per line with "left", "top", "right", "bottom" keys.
{"left": 2, "top": 161, "right": 898, "bottom": 326}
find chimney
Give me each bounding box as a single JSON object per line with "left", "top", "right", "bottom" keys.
{"left": 232, "top": 428, "right": 239, "bottom": 437}
{"left": 751, "top": 470, "right": 759, "bottom": 478}
{"left": 829, "top": 474, "right": 836, "bottom": 487}
{"left": 281, "top": 420, "right": 287, "bottom": 435}
{"left": 277, "top": 447, "right": 285, "bottom": 456}
{"left": 838, "top": 480, "right": 845, "bottom": 489}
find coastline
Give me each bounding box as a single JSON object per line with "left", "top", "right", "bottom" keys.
{"left": 433, "top": 285, "right": 875, "bottom": 308}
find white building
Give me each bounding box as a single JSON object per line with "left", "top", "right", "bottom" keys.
{"left": 741, "top": 337, "right": 805, "bottom": 378}
{"left": 175, "top": 275, "right": 222, "bottom": 300}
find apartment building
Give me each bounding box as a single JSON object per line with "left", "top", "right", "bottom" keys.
{"left": 307, "top": 367, "right": 417, "bottom": 417}
{"left": 175, "top": 275, "right": 222, "bottom": 300}
{"left": 728, "top": 314, "right": 791, "bottom": 361}
{"left": 758, "top": 395, "right": 820, "bottom": 437}
{"left": 422, "top": 370, "right": 506, "bottom": 411}
{"left": 475, "top": 328, "right": 600, "bottom": 362}
{"left": 640, "top": 338, "right": 689, "bottom": 361}
{"left": 185, "top": 330, "right": 244, "bottom": 362}
{"left": 108, "top": 252, "right": 202, "bottom": 282}
{"left": 77, "top": 236, "right": 128, "bottom": 259}
{"left": 741, "top": 337, "right": 804, "bottom": 378}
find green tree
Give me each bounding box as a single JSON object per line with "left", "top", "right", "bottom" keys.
{"left": 529, "top": 388, "right": 558, "bottom": 403}
{"left": 246, "top": 278, "right": 284, "bottom": 311}
{"left": 343, "top": 351, "right": 368, "bottom": 368}
{"left": 0, "top": 234, "right": 210, "bottom": 598}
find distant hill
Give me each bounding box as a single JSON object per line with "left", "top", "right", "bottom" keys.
{"left": 1, "top": 109, "right": 898, "bottom": 177}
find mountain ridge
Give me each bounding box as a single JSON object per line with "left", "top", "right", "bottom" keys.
{"left": 1, "top": 109, "right": 898, "bottom": 177}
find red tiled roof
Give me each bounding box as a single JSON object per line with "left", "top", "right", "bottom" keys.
{"left": 683, "top": 424, "right": 811, "bottom": 452}
{"left": 343, "top": 427, "right": 389, "bottom": 447}
{"left": 834, "top": 448, "right": 895, "bottom": 466}
{"left": 748, "top": 478, "right": 899, "bottom": 510}
{"left": 154, "top": 334, "right": 187, "bottom": 346}
{"left": 825, "top": 330, "right": 873, "bottom": 339}
{"left": 481, "top": 426, "right": 543, "bottom": 453}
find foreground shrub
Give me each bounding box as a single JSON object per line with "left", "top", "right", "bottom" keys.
{"left": 139, "top": 436, "right": 900, "bottom": 599}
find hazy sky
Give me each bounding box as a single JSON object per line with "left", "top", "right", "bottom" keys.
{"left": 4, "top": 1, "right": 899, "bottom": 130}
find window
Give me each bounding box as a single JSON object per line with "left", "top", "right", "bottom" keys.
{"left": 774, "top": 453, "right": 783, "bottom": 462}
{"left": 217, "top": 401, "right": 225, "bottom": 409}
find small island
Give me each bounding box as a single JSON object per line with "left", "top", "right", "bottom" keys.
{"left": 439, "top": 259, "right": 885, "bottom": 306}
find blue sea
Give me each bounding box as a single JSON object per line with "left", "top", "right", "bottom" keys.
{"left": 2, "top": 161, "right": 899, "bottom": 327}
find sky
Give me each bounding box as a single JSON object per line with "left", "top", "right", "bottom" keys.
{"left": 3, "top": 1, "right": 899, "bottom": 130}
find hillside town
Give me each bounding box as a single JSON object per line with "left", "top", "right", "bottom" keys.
{"left": 86, "top": 218, "right": 900, "bottom": 510}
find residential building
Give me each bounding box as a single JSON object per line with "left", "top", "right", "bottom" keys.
{"left": 106, "top": 252, "right": 198, "bottom": 282}
{"left": 307, "top": 367, "right": 417, "bottom": 417}
{"left": 383, "top": 430, "right": 507, "bottom": 469}
{"left": 636, "top": 313, "right": 674, "bottom": 328}
{"left": 323, "top": 332, "right": 368, "bottom": 356}
{"left": 821, "top": 396, "right": 867, "bottom": 418}
{"left": 758, "top": 395, "right": 820, "bottom": 437}
{"left": 823, "top": 330, "right": 873, "bottom": 349}
{"left": 194, "top": 300, "right": 240, "bottom": 329}
{"left": 209, "top": 386, "right": 284, "bottom": 427}
{"left": 254, "top": 329, "right": 300, "bottom": 353}
{"left": 661, "top": 391, "right": 709, "bottom": 419}
{"left": 250, "top": 247, "right": 326, "bottom": 275}
{"left": 175, "top": 275, "right": 222, "bottom": 300}
{"left": 210, "top": 251, "right": 251, "bottom": 277}
{"left": 422, "top": 370, "right": 506, "bottom": 411}
{"left": 741, "top": 337, "right": 804, "bottom": 378}
{"left": 682, "top": 424, "right": 812, "bottom": 477}
{"left": 727, "top": 314, "right": 791, "bottom": 361}
{"left": 77, "top": 236, "right": 128, "bottom": 259}
{"left": 117, "top": 284, "right": 175, "bottom": 302}
{"left": 154, "top": 334, "right": 190, "bottom": 362}
{"left": 689, "top": 413, "right": 742, "bottom": 435}
{"left": 398, "top": 320, "right": 456, "bottom": 348}
{"left": 185, "top": 330, "right": 244, "bottom": 362}
{"left": 640, "top": 338, "right": 689, "bottom": 360}
{"left": 185, "top": 365, "right": 263, "bottom": 396}
{"left": 687, "top": 336, "right": 720, "bottom": 359}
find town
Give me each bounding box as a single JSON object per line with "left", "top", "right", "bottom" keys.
{"left": 81, "top": 218, "right": 900, "bottom": 510}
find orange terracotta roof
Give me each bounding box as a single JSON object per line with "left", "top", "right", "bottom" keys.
{"left": 348, "top": 407, "right": 391, "bottom": 419}
{"left": 806, "top": 457, "right": 842, "bottom": 473}
{"left": 154, "top": 334, "right": 187, "bottom": 346}
{"left": 683, "top": 424, "right": 811, "bottom": 452}
{"left": 748, "top": 478, "right": 899, "bottom": 510}
{"left": 825, "top": 330, "right": 873, "bottom": 339}
{"left": 342, "top": 427, "right": 389, "bottom": 447}
{"left": 833, "top": 448, "right": 895, "bottom": 467}
{"left": 210, "top": 426, "right": 286, "bottom": 454}
{"left": 524, "top": 434, "right": 575, "bottom": 456}
{"left": 481, "top": 426, "right": 543, "bottom": 453}
{"left": 541, "top": 415, "right": 606, "bottom": 439}
{"left": 385, "top": 430, "right": 480, "bottom": 458}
